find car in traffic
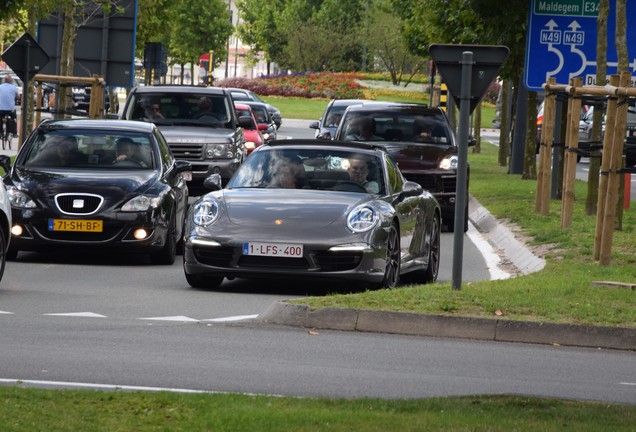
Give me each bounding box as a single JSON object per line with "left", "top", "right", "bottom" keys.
{"left": 183, "top": 139, "right": 441, "bottom": 290}
{"left": 578, "top": 104, "right": 636, "bottom": 166}
{"left": 240, "top": 100, "right": 278, "bottom": 144}
{"left": 2, "top": 119, "right": 191, "bottom": 264}
{"left": 120, "top": 85, "right": 250, "bottom": 193}
{"left": 226, "top": 87, "right": 282, "bottom": 129}
{"left": 309, "top": 99, "right": 373, "bottom": 139}
{"left": 234, "top": 103, "right": 264, "bottom": 155}
{"left": 0, "top": 155, "right": 12, "bottom": 284}
{"left": 334, "top": 102, "right": 469, "bottom": 232}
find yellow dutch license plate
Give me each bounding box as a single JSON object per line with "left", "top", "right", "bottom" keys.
{"left": 48, "top": 219, "right": 103, "bottom": 232}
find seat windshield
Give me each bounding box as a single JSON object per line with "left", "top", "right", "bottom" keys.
{"left": 23, "top": 131, "right": 155, "bottom": 169}
{"left": 228, "top": 148, "right": 385, "bottom": 195}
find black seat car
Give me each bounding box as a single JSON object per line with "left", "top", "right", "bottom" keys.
{"left": 2, "top": 119, "right": 191, "bottom": 264}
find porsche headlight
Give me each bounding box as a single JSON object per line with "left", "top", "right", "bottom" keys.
{"left": 193, "top": 198, "right": 220, "bottom": 226}
{"left": 347, "top": 205, "right": 378, "bottom": 233}
{"left": 7, "top": 188, "right": 36, "bottom": 209}
{"left": 122, "top": 195, "right": 160, "bottom": 211}
{"left": 439, "top": 155, "right": 458, "bottom": 170}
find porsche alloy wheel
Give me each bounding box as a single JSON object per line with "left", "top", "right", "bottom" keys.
{"left": 381, "top": 223, "right": 400, "bottom": 289}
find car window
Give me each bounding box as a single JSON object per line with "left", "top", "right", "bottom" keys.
{"left": 128, "top": 91, "right": 232, "bottom": 127}
{"left": 385, "top": 155, "right": 404, "bottom": 195}
{"left": 228, "top": 148, "right": 385, "bottom": 194}
{"left": 341, "top": 112, "right": 451, "bottom": 144}
{"left": 23, "top": 130, "right": 155, "bottom": 169}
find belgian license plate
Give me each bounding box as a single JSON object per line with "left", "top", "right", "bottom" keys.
{"left": 242, "top": 242, "right": 303, "bottom": 258}
{"left": 48, "top": 219, "right": 103, "bottom": 232}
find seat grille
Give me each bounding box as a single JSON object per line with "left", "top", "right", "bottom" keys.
{"left": 55, "top": 194, "right": 103, "bottom": 215}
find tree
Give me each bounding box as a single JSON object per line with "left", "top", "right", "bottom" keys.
{"left": 367, "top": 0, "right": 426, "bottom": 85}
{"left": 168, "top": 0, "right": 232, "bottom": 82}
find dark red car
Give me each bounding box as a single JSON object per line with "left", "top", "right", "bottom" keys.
{"left": 334, "top": 102, "right": 470, "bottom": 232}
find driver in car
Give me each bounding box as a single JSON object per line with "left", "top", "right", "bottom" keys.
{"left": 114, "top": 137, "right": 149, "bottom": 167}
{"left": 347, "top": 157, "right": 379, "bottom": 193}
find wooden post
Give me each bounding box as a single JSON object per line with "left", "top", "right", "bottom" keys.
{"left": 536, "top": 78, "right": 556, "bottom": 215}
{"left": 593, "top": 75, "right": 619, "bottom": 260}
{"left": 599, "top": 71, "right": 632, "bottom": 265}
{"left": 560, "top": 77, "right": 582, "bottom": 229}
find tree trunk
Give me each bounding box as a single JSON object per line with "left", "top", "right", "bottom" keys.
{"left": 522, "top": 91, "right": 538, "bottom": 179}
{"left": 472, "top": 102, "right": 481, "bottom": 153}
{"left": 586, "top": 0, "right": 609, "bottom": 215}
{"left": 614, "top": 0, "right": 628, "bottom": 230}
{"left": 498, "top": 79, "right": 511, "bottom": 166}
{"left": 58, "top": 3, "right": 78, "bottom": 118}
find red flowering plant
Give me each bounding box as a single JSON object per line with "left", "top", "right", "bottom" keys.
{"left": 217, "top": 73, "right": 365, "bottom": 99}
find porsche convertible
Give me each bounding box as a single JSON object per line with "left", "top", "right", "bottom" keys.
{"left": 183, "top": 139, "right": 441, "bottom": 290}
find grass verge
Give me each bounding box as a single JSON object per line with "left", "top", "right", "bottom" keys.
{"left": 292, "top": 143, "right": 635, "bottom": 328}
{"left": 1, "top": 387, "right": 634, "bottom": 431}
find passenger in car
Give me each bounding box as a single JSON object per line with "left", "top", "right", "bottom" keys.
{"left": 30, "top": 136, "right": 84, "bottom": 167}
{"left": 344, "top": 117, "right": 381, "bottom": 141}
{"left": 272, "top": 158, "right": 306, "bottom": 189}
{"left": 347, "top": 157, "right": 379, "bottom": 193}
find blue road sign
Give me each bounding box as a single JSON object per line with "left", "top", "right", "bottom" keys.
{"left": 524, "top": 0, "right": 636, "bottom": 91}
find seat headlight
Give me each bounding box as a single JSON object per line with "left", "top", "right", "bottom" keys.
{"left": 193, "top": 198, "right": 220, "bottom": 226}
{"left": 439, "top": 155, "right": 458, "bottom": 170}
{"left": 122, "top": 195, "right": 160, "bottom": 211}
{"left": 347, "top": 205, "right": 378, "bottom": 233}
{"left": 7, "top": 188, "right": 37, "bottom": 209}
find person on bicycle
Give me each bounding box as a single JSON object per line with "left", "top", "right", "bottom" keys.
{"left": 0, "top": 74, "right": 19, "bottom": 136}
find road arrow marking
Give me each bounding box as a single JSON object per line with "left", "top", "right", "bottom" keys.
{"left": 45, "top": 312, "right": 107, "bottom": 318}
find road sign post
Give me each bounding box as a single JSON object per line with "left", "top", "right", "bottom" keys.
{"left": 429, "top": 44, "right": 509, "bottom": 290}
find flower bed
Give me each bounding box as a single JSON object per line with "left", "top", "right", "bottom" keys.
{"left": 216, "top": 72, "right": 365, "bottom": 99}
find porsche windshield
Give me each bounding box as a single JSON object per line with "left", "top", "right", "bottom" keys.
{"left": 228, "top": 148, "right": 385, "bottom": 194}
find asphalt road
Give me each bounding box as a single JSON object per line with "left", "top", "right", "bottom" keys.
{"left": 1, "top": 118, "right": 634, "bottom": 404}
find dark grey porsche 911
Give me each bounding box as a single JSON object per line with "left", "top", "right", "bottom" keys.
{"left": 183, "top": 139, "right": 441, "bottom": 290}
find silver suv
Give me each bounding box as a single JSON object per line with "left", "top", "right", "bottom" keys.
{"left": 121, "top": 86, "right": 251, "bottom": 192}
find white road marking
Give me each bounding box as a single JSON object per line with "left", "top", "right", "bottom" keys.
{"left": 0, "top": 311, "right": 14, "bottom": 314}
{"left": 202, "top": 314, "right": 259, "bottom": 322}
{"left": 45, "top": 312, "right": 107, "bottom": 318}
{"left": 139, "top": 316, "right": 199, "bottom": 322}
{"left": 620, "top": 382, "right": 636, "bottom": 386}
{"left": 466, "top": 223, "right": 512, "bottom": 280}
{"left": 0, "top": 378, "right": 209, "bottom": 393}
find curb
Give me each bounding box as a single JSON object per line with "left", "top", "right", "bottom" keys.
{"left": 257, "top": 196, "right": 633, "bottom": 350}
{"left": 258, "top": 301, "right": 636, "bottom": 351}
